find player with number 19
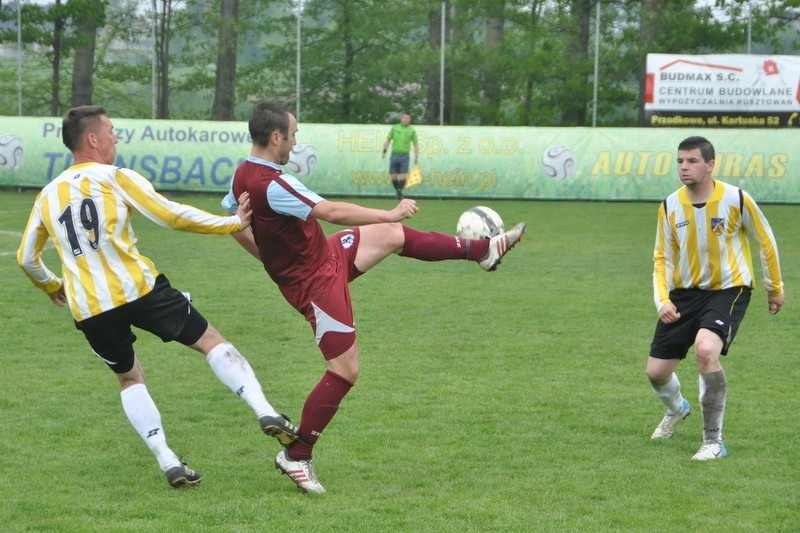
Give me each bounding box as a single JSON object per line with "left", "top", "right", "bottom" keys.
{"left": 17, "top": 105, "right": 298, "bottom": 488}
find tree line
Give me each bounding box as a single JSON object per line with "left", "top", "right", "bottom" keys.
{"left": 0, "top": 0, "right": 797, "bottom": 126}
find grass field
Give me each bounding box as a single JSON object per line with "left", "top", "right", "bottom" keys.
{"left": 0, "top": 191, "right": 797, "bottom": 532}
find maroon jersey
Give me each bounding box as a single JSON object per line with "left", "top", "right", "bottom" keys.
{"left": 228, "top": 157, "right": 330, "bottom": 286}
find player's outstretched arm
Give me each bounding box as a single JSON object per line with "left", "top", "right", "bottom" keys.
{"left": 311, "top": 199, "right": 418, "bottom": 226}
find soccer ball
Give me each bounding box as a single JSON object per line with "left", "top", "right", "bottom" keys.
{"left": 286, "top": 143, "right": 318, "bottom": 177}
{"left": 456, "top": 206, "right": 505, "bottom": 240}
{"left": 541, "top": 145, "right": 575, "bottom": 181}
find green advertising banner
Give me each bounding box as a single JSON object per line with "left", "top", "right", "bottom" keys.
{"left": 1, "top": 116, "right": 797, "bottom": 203}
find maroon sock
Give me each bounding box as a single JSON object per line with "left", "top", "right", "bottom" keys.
{"left": 288, "top": 370, "right": 353, "bottom": 460}
{"left": 399, "top": 226, "right": 489, "bottom": 261}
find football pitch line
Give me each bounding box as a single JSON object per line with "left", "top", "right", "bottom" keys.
{"left": 0, "top": 230, "right": 22, "bottom": 257}
{"left": 0, "top": 230, "right": 54, "bottom": 257}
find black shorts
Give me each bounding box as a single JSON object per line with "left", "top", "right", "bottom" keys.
{"left": 389, "top": 152, "right": 410, "bottom": 175}
{"left": 649, "top": 287, "right": 751, "bottom": 360}
{"left": 74, "top": 274, "right": 209, "bottom": 374}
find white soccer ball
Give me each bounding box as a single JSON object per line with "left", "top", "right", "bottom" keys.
{"left": 286, "top": 142, "right": 318, "bottom": 176}
{"left": 0, "top": 135, "right": 24, "bottom": 169}
{"left": 456, "top": 206, "right": 505, "bottom": 240}
{"left": 541, "top": 145, "right": 575, "bottom": 181}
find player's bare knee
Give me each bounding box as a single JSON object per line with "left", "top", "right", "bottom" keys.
{"left": 327, "top": 345, "right": 361, "bottom": 382}
{"left": 385, "top": 222, "right": 405, "bottom": 246}
{"left": 646, "top": 369, "right": 669, "bottom": 387}
{"left": 694, "top": 348, "right": 720, "bottom": 368}
{"left": 694, "top": 331, "right": 722, "bottom": 365}
{"left": 645, "top": 358, "right": 673, "bottom": 386}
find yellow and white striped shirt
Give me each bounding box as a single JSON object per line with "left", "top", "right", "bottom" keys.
{"left": 653, "top": 180, "right": 783, "bottom": 310}
{"left": 18, "top": 163, "right": 243, "bottom": 321}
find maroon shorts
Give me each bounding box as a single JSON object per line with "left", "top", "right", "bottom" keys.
{"left": 279, "top": 228, "right": 364, "bottom": 360}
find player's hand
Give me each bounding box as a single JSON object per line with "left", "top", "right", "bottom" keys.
{"left": 236, "top": 191, "right": 252, "bottom": 227}
{"left": 48, "top": 286, "right": 67, "bottom": 308}
{"left": 392, "top": 198, "right": 418, "bottom": 220}
{"left": 658, "top": 301, "right": 680, "bottom": 324}
{"left": 768, "top": 292, "right": 784, "bottom": 315}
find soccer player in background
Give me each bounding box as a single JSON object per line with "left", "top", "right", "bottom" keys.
{"left": 381, "top": 111, "right": 419, "bottom": 199}
{"left": 17, "top": 105, "right": 298, "bottom": 488}
{"left": 646, "top": 136, "right": 784, "bottom": 460}
{"left": 223, "top": 100, "right": 526, "bottom": 493}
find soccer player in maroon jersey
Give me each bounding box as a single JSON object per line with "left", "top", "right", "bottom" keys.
{"left": 222, "top": 101, "right": 525, "bottom": 493}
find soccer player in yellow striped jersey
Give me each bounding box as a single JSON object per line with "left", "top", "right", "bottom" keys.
{"left": 646, "top": 136, "right": 784, "bottom": 461}
{"left": 17, "top": 105, "right": 300, "bottom": 488}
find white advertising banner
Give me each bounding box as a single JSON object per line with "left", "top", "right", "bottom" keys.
{"left": 644, "top": 53, "right": 800, "bottom": 128}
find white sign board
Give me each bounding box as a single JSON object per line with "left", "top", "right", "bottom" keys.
{"left": 644, "top": 53, "right": 800, "bottom": 127}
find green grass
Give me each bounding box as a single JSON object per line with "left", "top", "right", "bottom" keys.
{"left": 1, "top": 191, "right": 798, "bottom": 532}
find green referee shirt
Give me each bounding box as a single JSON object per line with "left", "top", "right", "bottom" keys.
{"left": 386, "top": 124, "right": 418, "bottom": 154}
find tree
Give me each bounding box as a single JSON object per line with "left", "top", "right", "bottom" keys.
{"left": 560, "top": 0, "right": 596, "bottom": 126}
{"left": 480, "top": 0, "right": 506, "bottom": 125}
{"left": 153, "top": 0, "right": 183, "bottom": 118}
{"left": 70, "top": 0, "right": 107, "bottom": 107}
{"left": 2, "top": 0, "right": 798, "bottom": 123}
{"left": 211, "top": 0, "right": 238, "bottom": 120}
{"left": 50, "top": 0, "right": 66, "bottom": 115}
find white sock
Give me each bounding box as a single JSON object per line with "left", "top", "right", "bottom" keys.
{"left": 652, "top": 372, "right": 685, "bottom": 414}
{"left": 120, "top": 383, "right": 180, "bottom": 471}
{"left": 206, "top": 342, "right": 279, "bottom": 419}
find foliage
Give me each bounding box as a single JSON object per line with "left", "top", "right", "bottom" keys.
{"left": 0, "top": 0, "right": 797, "bottom": 124}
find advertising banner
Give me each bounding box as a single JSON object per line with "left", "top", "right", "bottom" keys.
{"left": 1, "top": 116, "right": 798, "bottom": 203}
{"left": 644, "top": 53, "right": 800, "bottom": 128}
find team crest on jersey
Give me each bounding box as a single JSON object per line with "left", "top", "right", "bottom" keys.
{"left": 711, "top": 218, "right": 725, "bottom": 236}
{"left": 340, "top": 233, "right": 355, "bottom": 249}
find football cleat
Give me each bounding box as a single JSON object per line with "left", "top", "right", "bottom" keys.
{"left": 692, "top": 440, "right": 728, "bottom": 461}
{"left": 274, "top": 449, "right": 326, "bottom": 494}
{"left": 260, "top": 414, "right": 300, "bottom": 447}
{"left": 651, "top": 398, "right": 691, "bottom": 439}
{"left": 478, "top": 222, "right": 526, "bottom": 272}
{"left": 165, "top": 463, "right": 202, "bottom": 488}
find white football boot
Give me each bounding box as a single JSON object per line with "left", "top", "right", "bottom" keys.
{"left": 651, "top": 398, "right": 691, "bottom": 439}
{"left": 479, "top": 222, "right": 526, "bottom": 272}
{"left": 692, "top": 440, "right": 728, "bottom": 461}
{"left": 275, "top": 449, "right": 326, "bottom": 494}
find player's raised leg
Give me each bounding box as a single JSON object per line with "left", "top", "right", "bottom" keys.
{"left": 353, "top": 221, "right": 525, "bottom": 274}
{"left": 478, "top": 222, "right": 526, "bottom": 271}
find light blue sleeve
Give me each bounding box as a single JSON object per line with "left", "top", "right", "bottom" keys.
{"left": 220, "top": 175, "right": 238, "bottom": 213}
{"left": 268, "top": 174, "right": 325, "bottom": 221}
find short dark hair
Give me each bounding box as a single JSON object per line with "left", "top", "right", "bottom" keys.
{"left": 62, "top": 105, "right": 106, "bottom": 152}
{"left": 249, "top": 101, "right": 293, "bottom": 147}
{"left": 678, "top": 136, "right": 715, "bottom": 162}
